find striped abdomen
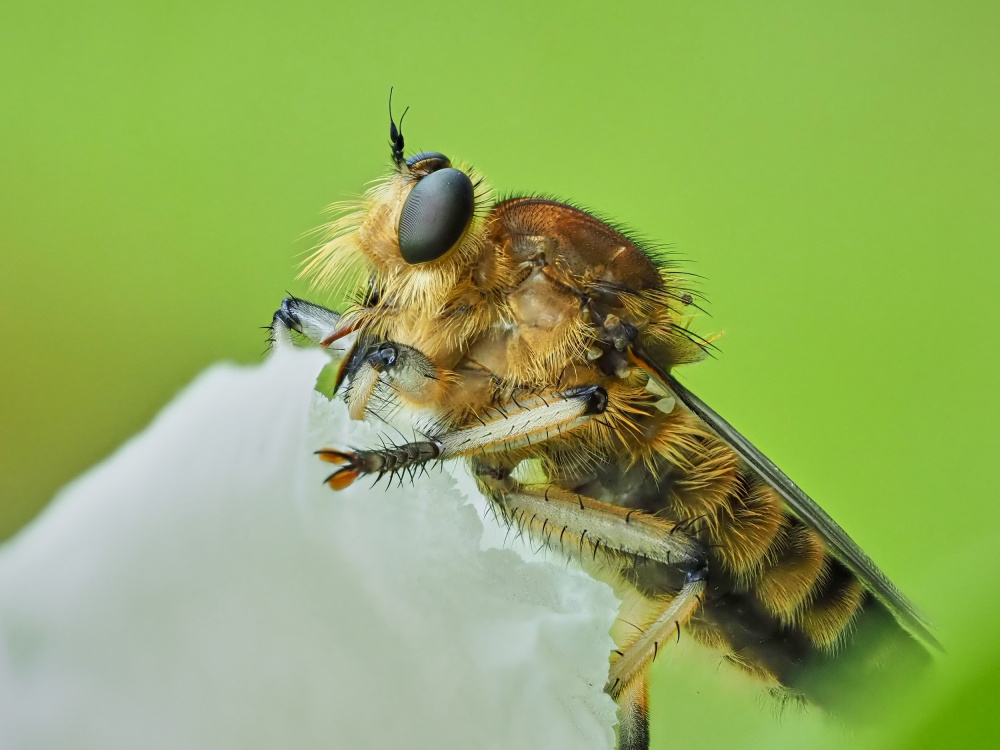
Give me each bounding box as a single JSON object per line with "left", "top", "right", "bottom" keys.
{"left": 569, "top": 408, "right": 928, "bottom": 713}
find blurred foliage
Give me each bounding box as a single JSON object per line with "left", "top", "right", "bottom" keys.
{"left": 1, "top": 1, "right": 998, "bottom": 747}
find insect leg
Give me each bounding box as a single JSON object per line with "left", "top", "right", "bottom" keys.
{"left": 616, "top": 674, "right": 650, "bottom": 750}
{"left": 318, "top": 385, "right": 610, "bottom": 489}
{"left": 269, "top": 297, "right": 403, "bottom": 416}
{"left": 606, "top": 582, "right": 705, "bottom": 750}
{"left": 269, "top": 296, "right": 342, "bottom": 348}
{"left": 342, "top": 340, "right": 441, "bottom": 420}
{"left": 606, "top": 583, "right": 705, "bottom": 750}
{"left": 605, "top": 576, "right": 706, "bottom": 700}
{"left": 478, "top": 479, "right": 707, "bottom": 750}
{"left": 487, "top": 484, "right": 705, "bottom": 572}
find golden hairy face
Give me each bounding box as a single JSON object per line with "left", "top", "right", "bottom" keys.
{"left": 360, "top": 152, "right": 483, "bottom": 270}
{"left": 302, "top": 150, "right": 490, "bottom": 307}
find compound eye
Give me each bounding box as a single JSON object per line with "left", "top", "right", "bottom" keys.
{"left": 405, "top": 151, "right": 450, "bottom": 169}
{"left": 398, "top": 167, "right": 475, "bottom": 264}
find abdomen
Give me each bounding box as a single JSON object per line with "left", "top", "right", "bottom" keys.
{"left": 563, "top": 416, "right": 928, "bottom": 715}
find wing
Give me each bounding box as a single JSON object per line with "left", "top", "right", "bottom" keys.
{"left": 633, "top": 348, "right": 942, "bottom": 651}
{"left": 487, "top": 196, "right": 939, "bottom": 650}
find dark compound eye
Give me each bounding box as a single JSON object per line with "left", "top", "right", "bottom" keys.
{"left": 398, "top": 168, "right": 475, "bottom": 264}
{"left": 405, "top": 151, "right": 450, "bottom": 168}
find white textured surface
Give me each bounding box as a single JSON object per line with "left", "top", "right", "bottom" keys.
{"left": 0, "top": 349, "right": 618, "bottom": 750}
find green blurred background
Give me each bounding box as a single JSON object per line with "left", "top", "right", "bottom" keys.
{"left": 1, "top": 1, "right": 998, "bottom": 747}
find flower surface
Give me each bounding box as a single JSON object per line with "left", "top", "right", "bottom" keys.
{"left": 0, "top": 349, "right": 618, "bottom": 750}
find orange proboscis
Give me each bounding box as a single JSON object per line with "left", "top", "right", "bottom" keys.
{"left": 320, "top": 321, "right": 359, "bottom": 347}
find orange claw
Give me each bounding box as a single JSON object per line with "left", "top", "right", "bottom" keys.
{"left": 316, "top": 449, "right": 356, "bottom": 465}
{"left": 325, "top": 468, "right": 360, "bottom": 491}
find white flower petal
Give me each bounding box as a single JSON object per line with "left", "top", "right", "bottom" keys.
{"left": 0, "top": 349, "right": 618, "bottom": 750}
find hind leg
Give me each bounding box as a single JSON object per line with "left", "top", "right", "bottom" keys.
{"left": 478, "top": 479, "right": 708, "bottom": 750}
{"left": 606, "top": 578, "right": 706, "bottom": 750}
{"left": 617, "top": 674, "right": 650, "bottom": 750}
{"left": 606, "top": 576, "right": 706, "bottom": 700}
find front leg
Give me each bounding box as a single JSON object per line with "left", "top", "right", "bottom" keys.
{"left": 271, "top": 297, "right": 449, "bottom": 420}
{"left": 340, "top": 339, "right": 443, "bottom": 420}
{"left": 317, "top": 384, "right": 609, "bottom": 489}
{"left": 269, "top": 296, "right": 344, "bottom": 349}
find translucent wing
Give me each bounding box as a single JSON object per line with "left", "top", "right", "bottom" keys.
{"left": 641, "top": 358, "right": 942, "bottom": 652}
{"left": 488, "top": 196, "right": 939, "bottom": 651}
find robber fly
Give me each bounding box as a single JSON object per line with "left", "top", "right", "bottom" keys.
{"left": 270, "top": 96, "right": 938, "bottom": 750}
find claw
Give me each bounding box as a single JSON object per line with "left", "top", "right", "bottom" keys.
{"left": 325, "top": 467, "right": 361, "bottom": 490}
{"left": 316, "top": 449, "right": 357, "bottom": 465}
{"left": 317, "top": 449, "right": 362, "bottom": 490}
